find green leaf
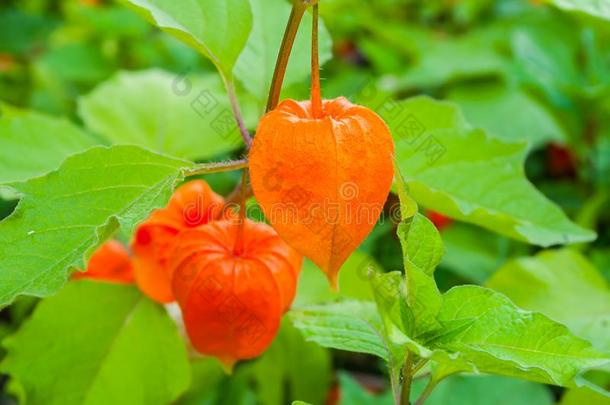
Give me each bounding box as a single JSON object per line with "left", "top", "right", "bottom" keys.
{"left": 544, "top": 0, "right": 610, "bottom": 21}
{"left": 561, "top": 386, "right": 610, "bottom": 405}
{"left": 0, "top": 281, "right": 190, "bottom": 405}
{"left": 78, "top": 69, "right": 253, "bottom": 161}
{"left": 440, "top": 223, "right": 528, "bottom": 284}
{"left": 0, "top": 145, "right": 192, "bottom": 307}
{"left": 234, "top": 0, "right": 332, "bottom": 103}
{"left": 123, "top": 0, "right": 252, "bottom": 78}
{"left": 411, "top": 374, "right": 553, "bottom": 405}
{"left": 447, "top": 83, "right": 566, "bottom": 148}
{"left": 383, "top": 96, "right": 595, "bottom": 246}
{"left": 290, "top": 301, "right": 389, "bottom": 361}
{"left": 431, "top": 285, "right": 609, "bottom": 386}
{"left": 252, "top": 319, "right": 332, "bottom": 405}
{"left": 0, "top": 110, "right": 98, "bottom": 183}
{"left": 392, "top": 27, "right": 507, "bottom": 90}
{"left": 487, "top": 249, "right": 610, "bottom": 352}
{"left": 398, "top": 213, "right": 443, "bottom": 337}
{"left": 337, "top": 372, "right": 393, "bottom": 405}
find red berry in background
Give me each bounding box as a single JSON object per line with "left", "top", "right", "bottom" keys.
{"left": 73, "top": 240, "right": 134, "bottom": 284}
{"left": 426, "top": 210, "right": 453, "bottom": 231}
{"left": 546, "top": 142, "right": 576, "bottom": 178}
{"left": 131, "top": 180, "right": 224, "bottom": 303}
{"left": 170, "top": 219, "right": 302, "bottom": 369}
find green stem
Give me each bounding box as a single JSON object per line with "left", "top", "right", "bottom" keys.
{"left": 183, "top": 159, "right": 248, "bottom": 177}
{"left": 400, "top": 353, "right": 414, "bottom": 405}
{"left": 266, "top": 1, "right": 308, "bottom": 112}
{"left": 414, "top": 378, "right": 439, "bottom": 405}
{"left": 225, "top": 79, "right": 252, "bottom": 148}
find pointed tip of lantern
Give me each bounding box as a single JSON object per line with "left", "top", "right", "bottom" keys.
{"left": 219, "top": 358, "right": 236, "bottom": 375}
{"left": 326, "top": 270, "right": 339, "bottom": 292}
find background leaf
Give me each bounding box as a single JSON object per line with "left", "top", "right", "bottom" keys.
{"left": 0, "top": 145, "right": 192, "bottom": 307}
{"left": 431, "top": 285, "right": 609, "bottom": 386}
{"left": 487, "top": 249, "right": 610, "bottom": 352}
{"left": 544, "top": 0, "right": 610, "bottom": 21}
{"left": 0, "top": 110, "right": 98, "bottom": 183}
{"left": 78, "top": 69, "right": 255, "bottom": 161}
{"left": 0, "top": 281, "right": 190, "bottom": 405}
{"left": 447, "top": 83, "right": 566, "bottom": 147}
{"left": 379, "top": 96, "right": 595, "bottom": 246}
{"left": 123, "top": 0, "right": 252, "bottom": 78}
{"left": 234, "top": 0, "right": 333, "bottom": 104}
{"left": 411, "top": 374, "right": 553, "bottom": 405}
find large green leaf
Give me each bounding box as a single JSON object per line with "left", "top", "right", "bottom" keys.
{"left": 234, "top": 0, "right": 332, "bottom": 103}
{"left": 123, "top": 0, "right": 252, "bottom": 78}
{"left": 0, "top": 110, "right": 98, "bottom": 183}
{"left": 380, "top": 96, "right": 595, "bottom": 246}
{"left": 78, "top": 69, "right": 253, "bottom": 161}
{"left": 251, "top": 319, "right": 332, "bottom": 405}
{"left": 0, "top": 281, "right": 190, "bottom": 405}
{"left": 411, "top": 374, "right": 553, "bottom": 405}
{"left": 545, "top": 0, "right": 610, "bottom": 21}
{"left": 431, "top": 285, "right": 609, "bottom": 386}
{"left": 0, "top": 145, "right": 192, "bottom": 307}
{"left": 290, "top": 301, "right": 388, "bottom": 360}
{"left": 447, "top": 83, "right": 566, "bottom": 147}
{"left": 487, "top": 249, "right": 610, "bottom": 352}
{"left": 397, "top": 213, "right": 443, "bottom": 337}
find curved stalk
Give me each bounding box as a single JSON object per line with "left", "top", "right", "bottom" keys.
{"left": 183, "top": 159, "right": 248, "bottom": 177}
{"left": 266, "top": 1, "right": 308, "bottom": 112}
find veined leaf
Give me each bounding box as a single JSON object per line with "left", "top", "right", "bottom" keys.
{"left": 0, "top": 281, "right": 190, "bottom": 405}
{"left": 0, "top": 110, "right": 98, "bottom": 183}
{"left": 234, "top": 0, "right": 332, "bottom": 103}
{"left": 380, "top": 96, "right": 595, "bottom": 246}
{"left": 398, "top": 213, "right": 443, "bottom": 337}
{"left": 290, "top": 301, "right": 388, "bottom": 361}
{"left": 431, "top": 285, "right": 609, "bottom": 386}
{"left": 78, "top": 70, "right": 255, "bottom": 161}
{"left": 487, "top": 249, "right": 610, "bottom": 352}
{"left": 0, "top": 145, "right": 192, "bottom": 307}
{"left": 123, "top": 0, "right": 252, "bottom": 78}
{"left": 447, "top": 83, "right": 566, "bottom": 148}
{"left": 545, "top": 0, "right": 610, "bottom": 21}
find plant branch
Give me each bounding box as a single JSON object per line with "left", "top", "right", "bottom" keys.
{"left": 225, "top": 80, "right": 252, "bottom": 148}
{"left": 399, "top": 352, "right": 414, "bottom": 405}
{"left": 183, "top": 159, "right": 248, "bottom": 177}
{"left": 266, "top": 1, "right": 308, "bottom": 112}
{"left": 414, "top": 377, "right": 440, "bottom": 405}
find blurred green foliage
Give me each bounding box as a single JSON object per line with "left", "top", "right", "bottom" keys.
{"left": 1, "top": 0, "right": 610, "bottom": 404}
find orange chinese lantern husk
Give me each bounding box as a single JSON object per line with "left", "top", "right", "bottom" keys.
{"left": 131, "top": 180, "right": 224, "bottom": 303}
{"left": 170, "top": 219, "right": 302, "bottom": 368}
{"left": 74, "top": 240, "right": 134, "bottom": 284}
{"left": 249, "top": 97, "right": 394, "bottom": 288}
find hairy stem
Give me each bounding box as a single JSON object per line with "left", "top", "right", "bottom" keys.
{"left": 225, "top": 80, "right": 252, "bottom": 148}
{"left": 310, "top": 3, "right": 322, "bottom": 117}
{"left": 266, "top": 1, "right": 307, "bottom": 112}
{"left": 400, "top": 353, "right": 414, "bottom": 405}
{"left": 183, "top": 159, "right": 248, "bottom": 177}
